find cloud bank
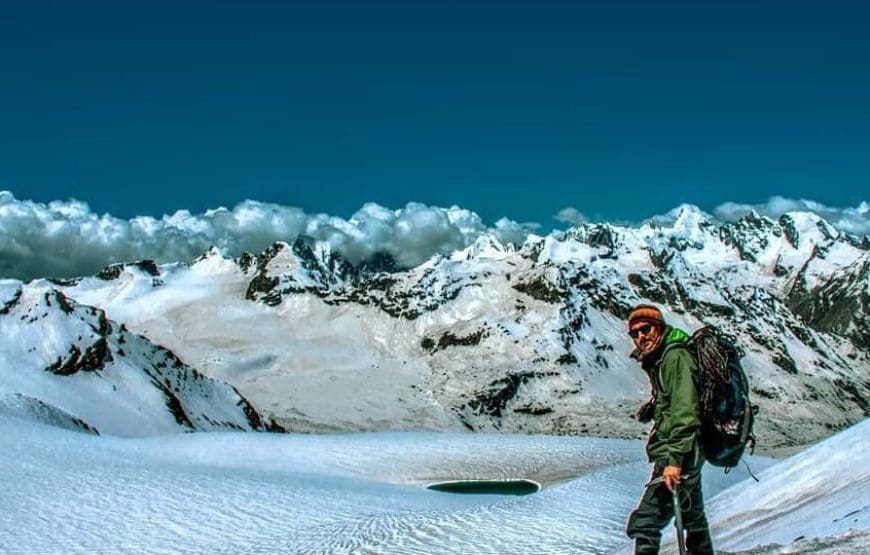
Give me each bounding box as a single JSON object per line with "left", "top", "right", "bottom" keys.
{"left": 1, "top": 191, "right": 867, "bottom": 281}
{"left": 0, "top": 192, "right": 535, "bottom": 281}
{"left": 554, "top": 207, "right": 589, "bottom": 226}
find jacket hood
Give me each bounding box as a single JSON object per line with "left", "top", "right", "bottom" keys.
{"left": 631, "top": 325, "right": 690, "bottom": 369}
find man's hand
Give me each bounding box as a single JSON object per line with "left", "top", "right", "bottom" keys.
{"left": 662, "top": 465, "right": 682, "bottom": 491}
{"left": 634, "top": 398, "right": 655, "bottom": 423}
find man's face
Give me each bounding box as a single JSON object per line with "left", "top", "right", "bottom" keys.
{"left": 629, "top": 321, "right": 663, "bottom": 356}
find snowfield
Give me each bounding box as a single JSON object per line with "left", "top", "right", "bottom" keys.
{"left": 2, "top": 205, "right": 870, "bottom": 553}
{"left": 2, "top": 411, "right": 868, "bottom": 554}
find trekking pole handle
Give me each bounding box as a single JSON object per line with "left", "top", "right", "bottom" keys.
{"left": 644, "top": 474, "right": 690, "bottom": 489}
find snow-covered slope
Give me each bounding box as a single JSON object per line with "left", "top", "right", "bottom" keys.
{"left": 43, "top": 207, "right": 869, "bottom": 451}
{"left": 0, "top": 279, "right": 279, "bottom": 436}
{"left": 703, "top": 418, "right": 870, "bottom": 553}
{"left": 2, "top": 405, "right": 867, "bottom": 554}
{"left": 619, "top": 418, "right": 870, "bottom": 555}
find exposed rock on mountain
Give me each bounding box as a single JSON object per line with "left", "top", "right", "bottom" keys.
{"left": 0, "top": 281, "right": 281, "bottom": 436}
{"left": 22, "top": 205, "right": 870, "bottom": 450}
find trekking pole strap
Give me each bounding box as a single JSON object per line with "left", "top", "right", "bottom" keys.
{"left": 743, "top": 459, "right": 760, "bottom": 482}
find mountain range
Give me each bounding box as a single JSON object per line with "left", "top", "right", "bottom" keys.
{"left": 2, "top": 204, "right": 868, "bottom": 451}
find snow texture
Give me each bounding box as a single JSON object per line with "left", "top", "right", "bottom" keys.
{"left": 2, "top": 411, "right": 869, "bottom": 554}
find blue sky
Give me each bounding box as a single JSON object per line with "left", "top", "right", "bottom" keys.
{"left": 1, "top": 0, "right": 867, "bottom": 228}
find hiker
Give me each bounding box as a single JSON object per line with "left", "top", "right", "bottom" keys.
{"left": 624, "top": 304, "right": 714, "bottom": 555}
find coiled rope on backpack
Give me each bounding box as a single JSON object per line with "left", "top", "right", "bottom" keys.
{"left": 692, "top": 326, "right": 732, "bottom": 416}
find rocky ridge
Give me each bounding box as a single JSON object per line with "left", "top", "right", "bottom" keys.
{"left": 36, "top": 205, "right": 870, "bottom": 449}
{"left": 0, "top": 280, "right": 281, "bottom": 436}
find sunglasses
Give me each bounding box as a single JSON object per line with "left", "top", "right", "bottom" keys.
{"left": 628, "top": 323, "right": 656, "bottom": 339}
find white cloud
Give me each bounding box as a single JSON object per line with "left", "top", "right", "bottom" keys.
{"left": 713, "top": 196, "right": 870, "bottom": 236}
{"left": 554, "top": 207, "right": 588, "bottom": 226}
{"left": 0, "top": 192, "right": 536, "bottom": 281}
{"left": 2, "top": 191, "right": 866, "bottom": 281}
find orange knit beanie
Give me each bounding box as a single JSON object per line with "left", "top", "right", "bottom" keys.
{"left": 627, "top": 304, "right": 665, "bottom": 328}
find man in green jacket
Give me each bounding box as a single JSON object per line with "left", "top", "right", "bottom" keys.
{"left": 624, "top": 304, "right": 714, "bottom": 554}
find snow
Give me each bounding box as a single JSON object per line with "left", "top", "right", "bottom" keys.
{"left": 455, "top": 234, "right": 510, "bottom": 261}
{"left": 702, "top": 418, "right": 870, "bottom": 553}
{"left": 0, "top": 281, "right": 270, "bottom": 436}
{"left": 16, "top": 209, "right": 867, "bottom": 448}
{"left": 4, "top": 409, "right": 869, "bottom": 554}
{"left": 0, "top": 410, "right": 764, "bottom": 555}
{"left": 2, "top": 291, "right": 869, "bottom": 553}
{"left": 3, "top": 205, "right": 870, "bottom": 553}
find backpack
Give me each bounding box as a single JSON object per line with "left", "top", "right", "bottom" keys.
{"left": 687, "top": 326, "right": 758, "bottom": 470}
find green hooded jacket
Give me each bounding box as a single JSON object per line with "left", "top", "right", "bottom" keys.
{"left": 643, "top": 326, "right": 701, "bottom": 467}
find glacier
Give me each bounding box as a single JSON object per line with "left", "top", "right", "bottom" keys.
{"left": 2, "top": 411, "right": 868, "bottom": 554}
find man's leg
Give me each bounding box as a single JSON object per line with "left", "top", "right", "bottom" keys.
{"left": 626, "top": 463, "right": 674, "bottom": 554}
{"left": 678, "top": 458, "right": 714, "bottom": 555}
{"left": 685, "top": 529, "right": 714, "bottom": 554}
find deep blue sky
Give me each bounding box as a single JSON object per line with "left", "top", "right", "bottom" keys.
{"left": 1, "top": 0, "right": 867, "bottom": 228}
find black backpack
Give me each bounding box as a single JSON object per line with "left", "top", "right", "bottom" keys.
{"left": 687, "top": 326, "right": 758, "bottom": 470}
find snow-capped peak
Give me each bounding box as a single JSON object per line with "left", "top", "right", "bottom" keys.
{"left": 643, "top": 203, "right": 713, "bottom": 231}
{"left": 672, "top": 203, "right": 713, "bottom": 228}
{"left": 4, "top": 204, "right": 866, "bottom": 454}
{"left": 453, "top": 233, "right": 509, "bottom": 261}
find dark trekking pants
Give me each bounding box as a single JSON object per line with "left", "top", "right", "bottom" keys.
{"left": 625, "top": 455, "right": 714, "bottom": 554}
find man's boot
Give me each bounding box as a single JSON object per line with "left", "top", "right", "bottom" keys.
{"left": 685, "top": 528, "right": 714, "bottom": 554}
{"left": 633, "top": 535, "right": 660, "bottom": 555}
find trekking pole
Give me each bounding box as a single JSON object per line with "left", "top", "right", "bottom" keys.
{"left": 672, "top": 483, "right": 687, "bottom": 555}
